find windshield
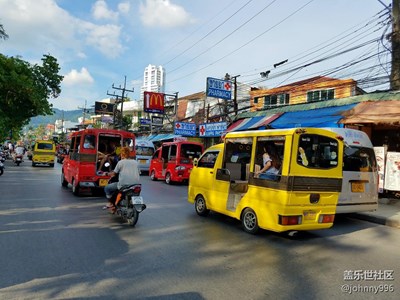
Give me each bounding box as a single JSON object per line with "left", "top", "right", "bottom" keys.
{"left": 343, "top": 146, "right": 376, "bottom": 172}
{"left": 136, "top": 146, "right": 155, "bottom": 156}
{"left": 298, "top": 134, "right": 339, "bottom": 169}
{"left": 181, "top": 144, "right": 203, "bottom": 160}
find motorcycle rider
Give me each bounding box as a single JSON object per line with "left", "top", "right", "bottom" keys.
{"left": 13, "top": 143, "right": 25, "bottom": 162}
{"left": 103, "top": 146, "right": 140, "bottom": 209}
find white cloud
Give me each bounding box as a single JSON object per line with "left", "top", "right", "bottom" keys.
{"left": 139, "top": 0, "right": 192, "bottom": 28}
{"left": 92, "top": 0, "right": 118, "bottom": 21}
{"left": 0, "top": 0, "right": 125, "bottom": 60}
{"left": 82, "top": 23, "right": 124, "bottom": 58}
{"left": 118, "top": 2, "right": 131, "bottom": 14}
{"left": 63, "top": 67, "right": 94, "bottom": 86}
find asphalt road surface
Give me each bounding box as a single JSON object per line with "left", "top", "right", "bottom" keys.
{"left": 0, "top": 158, "right": 399, "bottom": 299}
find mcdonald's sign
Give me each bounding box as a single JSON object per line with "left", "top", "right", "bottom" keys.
{"left": 144, "top": 91, "right": 165, "bottom": 114}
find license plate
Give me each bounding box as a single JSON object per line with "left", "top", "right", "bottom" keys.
{"left": 131, "top": 196, "right": 143, "bottom": 204}
{"left": 351, "top": 182, "right": 365, "bottom": 193}
{"left": 139, "top": 160, "right": 146, "bottom": 164}
{"left": 303, "top": 210, "right": 316, "bottom": 220}
{"left": 99, "top": 179, "right": 108, "bottom": 187}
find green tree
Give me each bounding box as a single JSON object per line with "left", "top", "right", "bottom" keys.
{"left": 0, "top": 54, "right": 63, "bottom": 140}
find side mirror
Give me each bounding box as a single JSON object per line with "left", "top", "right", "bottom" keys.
{"left": 193, "top": 158, "right": 198, "bottom": 167}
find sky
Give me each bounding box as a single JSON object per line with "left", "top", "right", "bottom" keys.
{"left": 0, "top": 0, "right": 393, "bottom": 111}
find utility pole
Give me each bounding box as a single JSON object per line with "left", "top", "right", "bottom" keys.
{"left": 391, "top": 0, "right": 400, "bottom": 90}
{"left": 78, "top": 100, "right": 89, "bottom": 128}
{"left": 225, "top": 73, "right": 240, "bottom": 116}
{"left": 107, "top": 76, "right": 134, "bottom": 129}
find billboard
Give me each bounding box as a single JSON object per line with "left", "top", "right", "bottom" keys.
{"left": 95, "top": 102, "right": 114, "bottom": 114}
{"left": 144, "top": 91, "right": 165, "bottom": 113}
{"left": 206, "top": 77, "right": 232, "bottom": 100}
{"left": 174, "top": 122, "right": 196, "bottom": 136}
{"left": 199, "top": 122, "right": 227, "bottom": 137}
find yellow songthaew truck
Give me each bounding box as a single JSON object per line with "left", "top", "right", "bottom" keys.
{"left": 188, "top": 128, "right": 344, "bottom": 234}
{"left": 32, "top": 140, "right": 56, "bottom": 167}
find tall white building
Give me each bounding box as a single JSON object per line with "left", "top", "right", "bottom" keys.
{"left": 140, "top": 64, "right": 166, "bottom": 101}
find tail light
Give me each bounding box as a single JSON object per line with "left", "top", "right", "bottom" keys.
{"left": 319, "top": 214, "right": 335, "bottom": 223}
{"left": 132, "top": 185, "right": 141, "bottom": 194}
{"left": 279, "top": 215, "right": 302, "bottom": 225}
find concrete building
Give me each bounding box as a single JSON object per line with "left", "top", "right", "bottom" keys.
{"left": 140, "top": 64, "right": 165, "bottom": 101}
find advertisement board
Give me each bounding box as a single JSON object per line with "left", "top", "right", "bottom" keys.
{"left": 174, "top": 122, "right": 196, "bottom": 136}
{"left": 206, "top": 77, "right": 232, "bottom": 100}
{"left": 95, "top": 102, "right": 114, "bottom": 114}
{"left": 199, "top": 122, "right": 227, "bottom": 137}
{"left": 144, "top": 91, "right": 165, "bottom": 113}
{"left": 373, "top": 146, "right": 385, "bottom": 193}
{"left": 384, "top": 151, "right": 400, "bottom": 191}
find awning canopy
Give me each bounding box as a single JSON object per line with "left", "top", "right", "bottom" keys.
{"left": 147, "top": 134, "right": 182, "bottom": 142}
{"left": 269, "top": 104, "right": 357, "bottom": 129}
{"left": 227, "top": 114, "right": 282, "bottom": 132}
{"left": 340, "top": 100, "right": 400, "bottom": 125}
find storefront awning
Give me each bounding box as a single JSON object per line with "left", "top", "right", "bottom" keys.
{"left": 227, "top": 114, "right": 282, "bottom": 132}
{"left": 148, "top": 134, "right": 182, "bottom": 142}
{"left": 269, "top": 104, "right": 357, "bottom": 129}
{"left": 340, "top": 100, "right": 400, "bottom": 125}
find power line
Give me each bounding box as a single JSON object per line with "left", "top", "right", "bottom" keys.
{"left": 167, "top": 0, "right": 314, "bottom": 84}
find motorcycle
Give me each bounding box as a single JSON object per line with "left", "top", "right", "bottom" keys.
{"left": 105, "top": 183, "right": 146, "bottom": 226}
{"left": 0, "top": 159, "right": 4, "bottom": 176}
{"left": 13, "top": 154, "right": 23, "bottom": 166}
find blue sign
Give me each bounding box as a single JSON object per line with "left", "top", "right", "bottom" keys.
{"left": 174, "top": 122, "right": 196, "bottom": 136}
{"left": 199, "top": 122, "right": 227, "bottom": 137}
{"left": 206, "top": 77, "right": 232, "bottom": 100}
{"left": 140, "top": 118, "right": 151, "bottom": 125}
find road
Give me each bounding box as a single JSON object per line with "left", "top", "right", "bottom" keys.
{"left": 0, "top": 158, "right": 399, "bottom": 300}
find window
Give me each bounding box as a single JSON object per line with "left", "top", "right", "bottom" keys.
{"left": 180, "top": 144, "right": 203, "bottom": 164}
{"left": 307, "top": 89, "right": 334, "bottom": 102}
{"left": 263, "top": 93, "right": 289, "bottom": 108}
{"left": 298, "top": 134, "right": 339, "bottom": 169}
{"left": 37, "top": 143, "right": 54, "bottom": 150}
{"left": 255, "top": 136, "right": 285, "bottom": 180}
{"left": 169, "top": 145, "right": 177, "bottom": 161}
{"left": 343, "top": 146, "right": 376, "bottom": 172}
{"left": 83, "top": 135, "right": 96, "bottom": 149}
{"left": 198, "top": 151, "right": 219, "bottom": 168}
{"left": 224, "top": 137, "right": 253, "bottom": 180}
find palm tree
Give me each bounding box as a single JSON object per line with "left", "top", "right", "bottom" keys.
{"left": 0, "top": 24, "right": 9, "bottom": 40}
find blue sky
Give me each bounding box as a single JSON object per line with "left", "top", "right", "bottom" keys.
{"left": 0, "top": 0, "right": 392, "bottom": 111}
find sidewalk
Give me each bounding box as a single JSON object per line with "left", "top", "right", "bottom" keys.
{"left": 351, "top": 197, "right": 400, "bottom": 229}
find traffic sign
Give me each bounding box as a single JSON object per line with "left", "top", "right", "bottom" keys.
{"left": 206, "top": 77, "right": 232, "bottom": 100}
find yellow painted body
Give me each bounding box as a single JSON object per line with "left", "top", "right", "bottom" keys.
{"left": 188, "top": 128, "right": 344, "bottom": 233}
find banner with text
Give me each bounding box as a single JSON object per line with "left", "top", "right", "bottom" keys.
{"left": 199, "top": 122, "right": 227, "bottom": 137}
{"left": 174, "top": 122, "right": 196, "bottom": 136}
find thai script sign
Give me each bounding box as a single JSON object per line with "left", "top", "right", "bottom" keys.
{"left": 174, "top": 122, "right": 196, "bottom": 136}
{"left": 206, "top": 77, "right": 232, "bottom": 100}
{"left": 199, "top": 122, "right": 227, "bottom": 137}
